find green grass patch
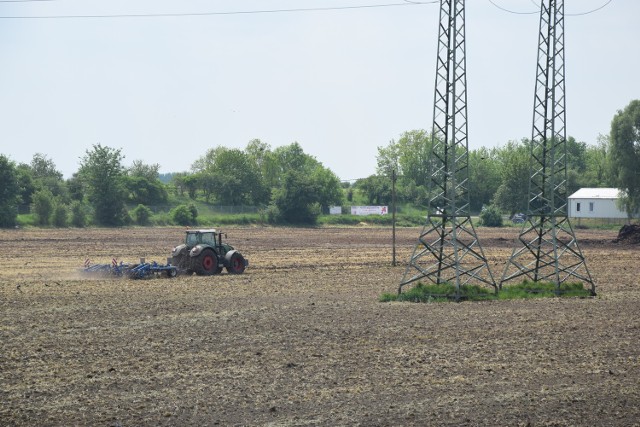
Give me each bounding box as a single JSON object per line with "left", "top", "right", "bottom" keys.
{"left": 16, "top": 213, "right": 37, "bottom": 227}
{"left": 499, "top": 280, "right": 592, "bottom": 299}
{"left": 381, "top": 280, "right": 593, "bottom": 303}
{"left": 380, "top": 282, "right": 496, "bottom": 303}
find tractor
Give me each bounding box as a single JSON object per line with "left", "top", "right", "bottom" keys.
{"left": 171, "top": 229, "right": 248, "bottom": 275}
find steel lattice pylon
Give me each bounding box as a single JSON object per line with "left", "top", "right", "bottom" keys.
{"left": 399, "top": 0, "right": 496, "bottom": 298}
{"left": 500, "top": 0, "right": 595, "bottom": 295}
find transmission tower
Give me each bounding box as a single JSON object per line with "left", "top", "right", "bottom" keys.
{"left": 399, "top": 0, "right": 496, "bottom": 298}
{"left": 500, "top": 0, "right": 595, "bottom": 294}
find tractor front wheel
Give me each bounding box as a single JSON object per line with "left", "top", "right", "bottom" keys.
{"left": 225, "top": 251, "right": 246, "bottom": 274}
{"left": 194, "top": 249, "right": 219, "bottom": 276}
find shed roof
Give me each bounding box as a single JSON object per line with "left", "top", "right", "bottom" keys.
{"left": 568, "top": 188, "right": 621, "bottom": 199}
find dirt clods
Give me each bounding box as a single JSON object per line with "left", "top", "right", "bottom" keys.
{"left": 613, "top": 223, "right": 640, "bottom": 244}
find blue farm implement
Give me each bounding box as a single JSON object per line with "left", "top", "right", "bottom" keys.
{"left": 82, "top": 259, "right": 177, "bottom": 279}
{"left": 126, "top": 262, "right": 178, "bottom": 279}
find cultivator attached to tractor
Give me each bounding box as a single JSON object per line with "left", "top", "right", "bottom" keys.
{"left": 82, "top": 258, "right": 178, "bottom": 279}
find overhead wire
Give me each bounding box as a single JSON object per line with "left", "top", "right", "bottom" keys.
{"left": 0, "top": 0, "right": 613, "bottom": 19}
{"left": 489, "top": 0, "right": 615, "bottom": 17}
{"left": 487, "top": 0, "right": 537, "bottom": 15}
{"left": 566, "top": 0, "right": 613, "bottom": 17}
{"left": 0, "top": 1, "right": 439, "bottom": 19}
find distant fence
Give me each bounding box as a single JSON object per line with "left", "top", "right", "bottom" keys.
{"left": 198, "top": 205, "right": 261, "bottom": 215}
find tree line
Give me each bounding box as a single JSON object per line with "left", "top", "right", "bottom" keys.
{"left": 0, "top": 140, "right": 344, "bottom": 227}
{"left": 1, "top": 99, "right": 638, "bottom": 228}
{"left": 371, "top": 99, "right": 639, "bottom": 219}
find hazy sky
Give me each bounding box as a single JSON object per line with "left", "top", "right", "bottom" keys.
{"left": 1, "top": 0, "right": 638, "bottom": 181}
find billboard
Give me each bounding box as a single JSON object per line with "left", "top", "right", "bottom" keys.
{"left": 329, "top": 206, "right": 342, "bottom": 215}
{"left": 350, "top": 206, "right": 388, "bottom": 216}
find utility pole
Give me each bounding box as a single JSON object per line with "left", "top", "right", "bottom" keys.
{"left": 392, "top": 168, "right": 397, "bottom": 267}
{"left": 399, "top": 0, "right": 496, "bottom": 298}
{"left": 500, "top": 0, "right": 595, "bottom": 295}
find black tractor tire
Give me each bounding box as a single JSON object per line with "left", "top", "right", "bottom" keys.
{"left": 193, "top": 249, "right": 219, "bottom": 276}
{"left": 225, "top": 251, "right": 246, "bottom": 274}
{"left": 166, "top": 267, "right": 178, "bottom": 278}
{"left": 173, "top": 255, "right": 193, "bottom": 275}
{"left": 171, "top": 248, "right": 190, "bottom": 270}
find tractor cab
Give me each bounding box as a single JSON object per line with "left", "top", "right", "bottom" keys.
{"left": 186, "top": 229, "right": 220, "bottom": 247}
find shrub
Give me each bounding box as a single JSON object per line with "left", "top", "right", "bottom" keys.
{"left": 171, "top": 204, "right": 196, "bottom": 226}
{"left": 0, "top": 205, "right": 17, "bottom": 228}
{"left": 32, "top": 189, "right": 54, "bottom": 226}
{"left": 151, "top": 211, "right": 172, "bottom": 226}
{"left": 188, "top": 203, "right": 198, "bottom": 221}
{"left": 479, "top": 205, "right": 503, "bottom": 227}
{"left": 70, "top": 201, "right": 88, "bottom": 228}
{"left": 261, "top": 204, "right": 280, "bottom": 224}
{"left": 52, "top": 203, "right": 69, "bottom": 227}
{"left": 132, "top": 204, "right": 153, "bottom": 226}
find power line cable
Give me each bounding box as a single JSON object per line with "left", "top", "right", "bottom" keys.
{"left": 487, "top": 0, "right": 537, "bottom": 15}
{"left": 489, "top": 0, "right": 614, "bottom": 17}
{"left": 0, "top": 1, "right": 439, "bottom": 19}
{"left": 566, "top": 0, "right": 613, "bottom": 16}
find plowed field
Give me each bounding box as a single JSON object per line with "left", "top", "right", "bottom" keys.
{"left": 1, "top": 226, "right": 639, "bottom": 426}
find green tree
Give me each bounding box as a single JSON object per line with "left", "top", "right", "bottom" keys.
{"left": 128, "top": 160, "right": 160, "bottom": 181}
{"left": 70, "top": 201, "right": 88, "bottom": 228}
{"left": 32, "top": 189, "right": 55, "bottom": 225}
{"left": 355, "top": 175, "right": 392, "bottom": 205}
{"left": 564, "top": 136, "right": 590, "bottom": 196}
{"left": 272, "top": 142, "right": 317, "bottom": 176}
{"left": 79, "top": 144, "right": 127, "bottom": 226}
{"left": 124, "top": 175, "right": 168, "bottom": 206}
{"left": 609, "top": 100, "right": 640, "bottom": 220}
{"left": 171, "top": 173, "right": 199, "bottom": 199}
{"left": 582, "top": 135, "right": 613, "bottom": 187}
{"left": 398, "top": 180, "right": 429, "bottom": 207}
{"left": 492, "top": 140, "right": 531, "bottom": 215}
{"left": 125, "top": 161, "right": 168, "bottom": 206}
{"left": 469, "top": 147, "right": 501, "bottom": 213}
{"left": 0, "top": 155, "right": 19, "bottom": 227}
{"left": 192, "top": 147, "right": 268, "bottom": 205}
{"left": 272, "top": 170, "right": 322, "bottom": 224}
{"left": 309, "top": 167, "right": 344, "bottom": 210}
{"left": 171, "top": 204, "right": 197, "bottom": 226}
{"left": 15, "top": 164, "right": 36, "bottom": 205}
{"left": 30, "top": 153, "right": 67, "bottom": 200}
{"left": 245, "top": 139, "right": 281, "bottom": 190}
{"left": 66, "top": 173, "right": 85, "bottom": 202}
{"left": 132, "top": 204, "right": 153, "bottom": 225}
{"left": 52, "top": 203, "right": 69, "bottom": 227}
{"left": 377, "top": 130, "right": 433, "bottom": 188}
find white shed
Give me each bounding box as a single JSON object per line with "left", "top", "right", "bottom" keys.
{"left": 567, "top": 188, "right": 627, "bottom": 219}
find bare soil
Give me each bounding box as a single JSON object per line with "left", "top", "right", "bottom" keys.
{"left": 1, "top": 226, "right": 639, "bottom": 426}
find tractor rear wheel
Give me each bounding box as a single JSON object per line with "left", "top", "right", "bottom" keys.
{"left": 193, "top": 249, "right": 218, "bottom": 276}
{"left": 225, "top": 251, "right": 246, "bottom": 274}
{"left": 172, "top": 248, "right": 190, "bottom": 271}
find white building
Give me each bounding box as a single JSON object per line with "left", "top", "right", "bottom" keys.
{"left": 567, "top": 188, "right": 628, "bottom": 219}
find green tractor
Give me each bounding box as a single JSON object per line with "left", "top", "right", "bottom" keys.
{"left": 171, "top": 229, "right": 248, "bottom": 275}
